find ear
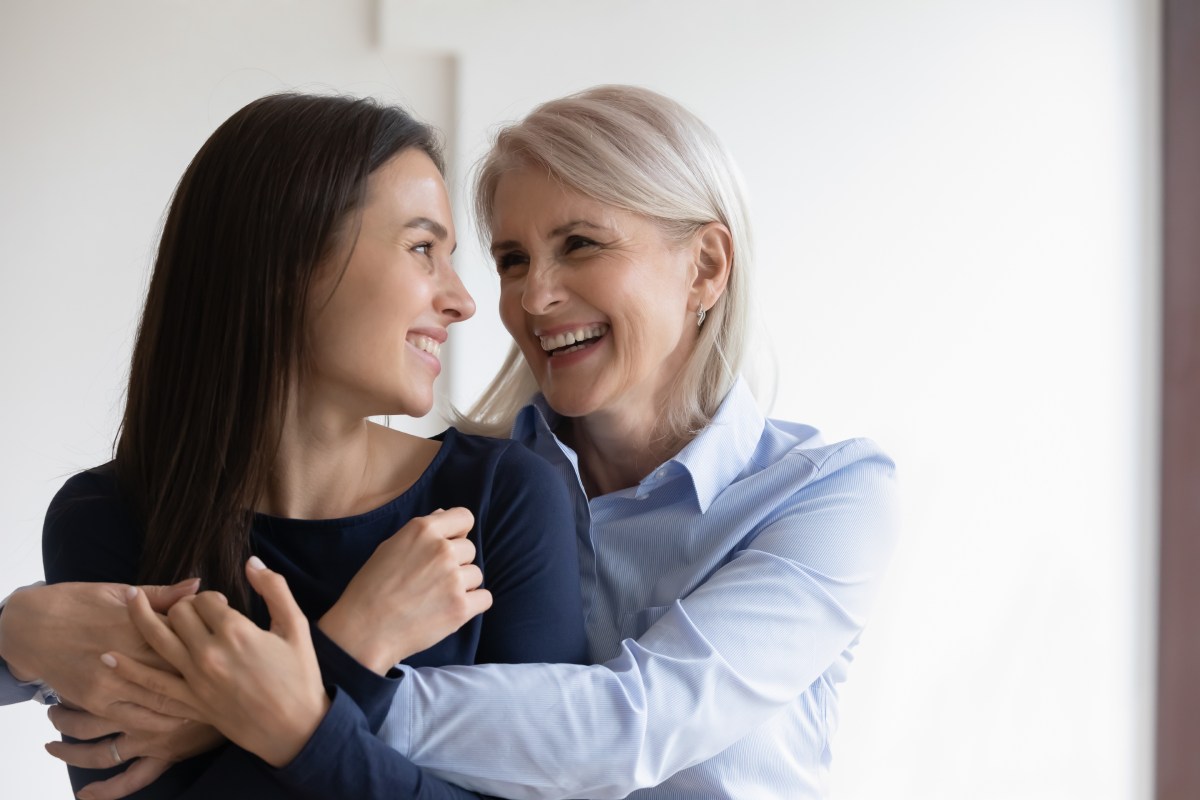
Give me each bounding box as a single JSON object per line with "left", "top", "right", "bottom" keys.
{"left": 689, "top": 222, "right": 733, "bottom": 312}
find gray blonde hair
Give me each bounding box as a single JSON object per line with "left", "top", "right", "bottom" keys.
{"left": 460, "top": 85, "right": 755, "bottom": 440}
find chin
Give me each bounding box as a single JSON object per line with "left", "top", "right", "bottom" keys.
{"left": 378, "top": 392, "right": 434, "bottom": 420}
{"left": 540, "top": 388, "right": 600, "bottom": 420}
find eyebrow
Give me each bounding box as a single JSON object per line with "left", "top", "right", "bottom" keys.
{"left": 404, "top": 217, "right": 456, "bottom": 253}
{"left": 490, "top": 219, "right": 615, "bottom": 255}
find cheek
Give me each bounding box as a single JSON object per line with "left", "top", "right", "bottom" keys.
{"left": 497, "top": 285, "right": 524, "bottom": 337}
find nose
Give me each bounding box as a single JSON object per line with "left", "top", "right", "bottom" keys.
{"left": 521, "top": 258, "right": 566, "bottom": 316}
{"left": 439, "top": 267, "right": 476, "bottom": 323}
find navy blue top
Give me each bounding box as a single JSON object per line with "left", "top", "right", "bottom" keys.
{"left": 42, "top": 428, "right": 587, "bottom": 799}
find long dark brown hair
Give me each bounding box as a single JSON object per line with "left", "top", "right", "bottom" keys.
{"left": 117, "top": 93, "right": 444, "bottom": 611}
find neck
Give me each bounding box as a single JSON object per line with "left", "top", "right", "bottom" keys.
{"left": 263, "top": 384, "right": 440, "bottom": 520}
{"left": 561, "top": 408, "right": 693, "bottom": 498}
{"left": 261, "top": 391, "right": 378, "bottom": 519}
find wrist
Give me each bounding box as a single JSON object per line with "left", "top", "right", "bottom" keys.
{"left": 0, "top": 590, "right": 42, "bottom": 683}
{"left": 263, "top": 691, "right": 332, "bottom": 768}
{"left": 316, "top": 606, "right": 399, "bottom": 676}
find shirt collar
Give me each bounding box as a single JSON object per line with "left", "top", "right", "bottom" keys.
{"left": 668, "top": 377, "right": 765, "bottom": 512}
{"left": 511, "top": 377, "right": 765, "bottom": 513}
{"left": 512, "top": 393, "right": 561, "bottom": 444}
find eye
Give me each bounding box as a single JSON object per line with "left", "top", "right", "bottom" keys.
{"left": 564, "top": 235, "right": 597, "bottom": 254}
{"left": 413, "top": 241, "right": 434, "bottom": 257}
{"left": 495, "top": 251, "right": 528, "bottom": 275}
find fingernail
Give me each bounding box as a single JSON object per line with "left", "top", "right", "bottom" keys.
{"left": 247, "top": 555, "right": 266, "bottom": 570}
{"left": 100, "top": 653, "right": 117, "bottom": 668}
{"left": 125, "top": 586, "right": 138, "bottom": 602}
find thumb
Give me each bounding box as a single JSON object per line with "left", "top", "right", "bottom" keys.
{"left": 244, "top": 557, "right": 307, "bottom": 641}
{"left": 138, "top": 577, "right": 201, "bottom": 613}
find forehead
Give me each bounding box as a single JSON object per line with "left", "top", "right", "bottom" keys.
{"left": 363, "top": 149, "right": 453, "bottom": 225}
{"left": 490, "top": 166, "right": 619, "bottom": 234}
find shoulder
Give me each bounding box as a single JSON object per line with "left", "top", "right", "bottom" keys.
{"left": 44, "top": 462, "right": 124, "bottom": 524}
{"left": 42, "top": 462, "right": 140, "bottom": 583}
{"left": 441, "top": 429, "right": 572, "bottom": 536}
{"left": 758, "top": 417, "right": 895, "bottom": 488}
{"left": 740, "top": 427, "right": 898, "bottom": 569}
{"left": 725, "top": 416, "right": 898, "bottom": 545}
{"left": 443, "top": 428, "right": 562, "bottom": 484}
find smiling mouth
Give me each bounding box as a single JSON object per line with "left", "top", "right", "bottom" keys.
{"left": 408, "top": 334, "right": 442, "bottom": 359}
{"left": 538, "top": 324, "right": 609, "bottom": 357}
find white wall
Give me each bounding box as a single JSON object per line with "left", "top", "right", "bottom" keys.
{"left": 0, "top": 1, "right": 1157, "bottom": 798}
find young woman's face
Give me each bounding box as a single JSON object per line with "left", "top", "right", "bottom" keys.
{"left": 490, "top": 166, "right": 700, "bottom": 425}
{"left": 305, "top": 149, "right": 474, "bottom": 419}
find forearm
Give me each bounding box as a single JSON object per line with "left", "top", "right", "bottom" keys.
{"left": 0, "top": 585, "right": 63, "bottom": 704}
{"left": 392, "top": 630, "right": 786, "bottom": 798}
{"left": 384, "top": 563, "right": 825, "bottom": 800}
{"left": 384, "top": 547, "right": 882, "bottom": 800}
{"left": 274, "top": 688, "right": 484, "bottom": 800}
{"left": 0, "top": 584, "right": 46, "bottom": 684}
{"left": 311, "top": 622, "right": 401, "bottom": 731}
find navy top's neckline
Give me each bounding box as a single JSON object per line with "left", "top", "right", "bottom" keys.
{"left": 251, "top": 427, "right": 457, "bottom": 530}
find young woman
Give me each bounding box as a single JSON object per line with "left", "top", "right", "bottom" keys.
{"left": 32, "top": 92, "right": 586, "bottom": 799}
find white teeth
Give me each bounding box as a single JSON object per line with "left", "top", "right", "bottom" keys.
{"left": 409, "top": 335, "right": 441, "bottom": 358}
{"left": 539, "top": 324, "right": 608, "bottom": 352}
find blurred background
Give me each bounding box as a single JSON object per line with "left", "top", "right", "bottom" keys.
{"left": 0, "top": 1, "right": 1160, "bottom": 798}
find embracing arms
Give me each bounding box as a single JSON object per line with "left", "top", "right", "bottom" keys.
{"left": 365, "top": 440, "right": 899, "bottom": 799}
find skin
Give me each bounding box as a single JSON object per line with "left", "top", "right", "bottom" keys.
{"left": 33, "top": 148, "right": 491, "bottom": 798}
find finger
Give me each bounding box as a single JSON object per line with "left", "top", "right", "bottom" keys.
{"left": 433, "top": 507, "right": 474, "bottom": 539}
{"left": 448, "top": 536, "right": 477, "bottom": 566}
{"left": 245, "top": 556, "right": 308, "bottom": 642}
{"left": 459, "top": 563, "right": 485, "bottom": 592}
{"left": 465, "top": 587, "right": 493, "bottom": 618}
{"left": 46, "top": 706, "right": 121, "bottom": 740}
{"left": 137, "top": 578, "right": 201, "bottom": 614}
{"left": 128, "top": 589, "right": 194, "bottom": 675}
{"left": 76, "top": 756, "right": 172, "bottom": 800}
{"left": 188, "top": 591, "right": 234, "bottom": 634}
{"left": 106, "top": 652, "right": 203, "bottom": 720}
{"left": 126, "top": 646, "right": 177, "bottom": 675}
{"left": 166, "top": 596, "right": 215, "bottom": 649}
{"left": 44, "top": 735, "right": 129, "bottom": 770}
{"left": 97, "top": 701, "right": 194, "bottom": 734}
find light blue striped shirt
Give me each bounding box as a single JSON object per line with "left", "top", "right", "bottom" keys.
{"left": 380, "top": 378, "right": 899, "bottom": 799}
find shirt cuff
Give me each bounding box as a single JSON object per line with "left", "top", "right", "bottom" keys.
{"left": 309, "top": 622, "right": 402, "bottom": 732}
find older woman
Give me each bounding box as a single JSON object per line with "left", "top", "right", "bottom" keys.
{"left": 0, "top": 85, "right": 896, "bottom": 800}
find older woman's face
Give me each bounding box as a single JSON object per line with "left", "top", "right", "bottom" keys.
{"left": 491, "top": 166, "right": 699, "bottom": 423}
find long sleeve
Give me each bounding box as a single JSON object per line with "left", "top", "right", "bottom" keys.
{"left": 0, "top": 663, "right": 38, "bottom": 705}
{"left": 377, "top": 440, "right": 899, "bottom": 799}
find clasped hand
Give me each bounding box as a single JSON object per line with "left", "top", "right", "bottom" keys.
{"left": 46, "top": 507, "right": 491, "bottom": 796}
